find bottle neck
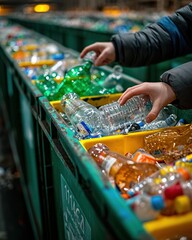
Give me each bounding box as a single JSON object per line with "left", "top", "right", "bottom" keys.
{"left": 83, "top": 60, "right": 93, "bottom": 71}
{"left": 91, "top": 150, "right": 124, "bottom": 177}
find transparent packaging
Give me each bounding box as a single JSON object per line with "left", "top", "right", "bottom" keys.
{"left": 144, "top": 124, "right": 192, "bottom": 163}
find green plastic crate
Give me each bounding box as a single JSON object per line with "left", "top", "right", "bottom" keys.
{"left": 38, "top": 96, "right": 152, "bottom": 240}
{"left": 0, "top": 45, "right": 44, "bottom": 239}
{"left": 80, "top": 125, "right": 192, "bottom": 240}
{"left": 40, "top": 93, "right": 192, "bottom": 240}
{"left": 0, "top": 29, "right": 80, "bottom": 239}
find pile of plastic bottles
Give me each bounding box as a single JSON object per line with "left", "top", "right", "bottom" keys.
{"left": 60, "top": 91, "right": 186, "bottom": 139}
{"left": 88, "top": 142, "right": 192, "bottom": 223}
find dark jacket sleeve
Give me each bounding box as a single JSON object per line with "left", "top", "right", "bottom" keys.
{"left": 160, "top": 62, "right": 192, "bottom": 109}
{"left": 111, "top": 3, "right": 192, "bottom": 67}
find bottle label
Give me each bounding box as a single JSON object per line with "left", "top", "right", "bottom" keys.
{"left": 102, "top": 155, "right": 116, "bottom": 175}
{"left": 77, "top": 121, "right": 92, "bottom": 138}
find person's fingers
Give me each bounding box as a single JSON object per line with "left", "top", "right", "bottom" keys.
{"left": 94, "top": 51, "right": 108, "bottom": 66}
{"left": 80, "top": 48, "right": 90, "bottom": 58}
{"left": 119, "top": 85, "right": 147, "bottom": 105}
{"left": 145, "top": 101, "right": 162, "bottom": 123}
{"left": 146, "top": 112, "right": 158, "bottom": 123}
{"left": 80, "top": 44, "right": 98, "bottom": 58}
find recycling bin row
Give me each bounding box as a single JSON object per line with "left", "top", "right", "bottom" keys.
{"left": 0, "top": 19, "right": 192, "bottom": 240}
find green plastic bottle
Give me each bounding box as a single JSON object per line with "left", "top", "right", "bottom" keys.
{"left": 35, "top": 71, "right": 58, "bottom": 94}
{"left": 44, "top": 59, "right": 93, "bottom": 100}
{"left": 42, "top": 51, "right": 123, "bottom": 101}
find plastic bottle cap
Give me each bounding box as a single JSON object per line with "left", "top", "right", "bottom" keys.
{"left": 177, "top": 167, "right": 191, "bottom": 181}
{"left": 186, "top": 154, "right": 192, "bottom": 161}
{"left": 132, "top": 152, "right": 156, "bottom": 164}
{"left": 164, "top": 183, "right": 183, "bottom": 200}
{"left": 52, "top": 53, "right": 65, "bottom": 60}
{"left": 160, "top": 166, "right": 175, "bottom": 176}
{"left": 127, "top": 190, "right": 135, "bottom": 198}
{"left": 174, "top": 195, "right": 191, "bottom": 214}
{"left": 154, "top": 177, "right": 162, "bottom": 185}
{"left": 151, "top": 195, "right": 165, "bottom": 210}
{"left": 129, "top": 123, "right": 140, "bottom": 131}
{"left": 179, "top": 118, "right": 185, "bottom": 123}
{"left": 138, "top": 121, "right": 144, "bottom": 128}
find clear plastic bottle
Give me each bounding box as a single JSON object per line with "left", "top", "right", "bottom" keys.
{"left": 61, "top": 93, "right": 152, "bottom": 138}
{"left": 164, "top": 180, "right": 192, "bottom": 200}
{"left": 99, "top": 95, "right": 151, "bottom": 129}
{"left": 35, "top": 72, "right": 58, "bottom": 94}
{"left": 127, "top": 165, "right": 191, "bottom": 197}
{"left": 49, "top": 60, "right": 66, "bottom": 79}
{"left": 141, "top": 114, "right": 177, "bottom": 130}
{"left": 88, "top": 143, "right": 159, "bottom": 194}
{"left": 61, "top": 93, "right": 108, "bottom": 138}
{"left": 126, "top": 194, "right": 165, "bottom": 222}
{"left": 101, "top": 65, "right": 124, "bottom": 92}
{"left": 116, "top": 122, "right": 141, "bottom": 134}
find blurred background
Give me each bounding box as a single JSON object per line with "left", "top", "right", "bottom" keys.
{"left": 0, "top": 0, "right": 190, "bottom": 15}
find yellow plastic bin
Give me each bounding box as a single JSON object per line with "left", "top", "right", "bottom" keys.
{"left": 80, "top": 126, "right": 192, "bottom": 240}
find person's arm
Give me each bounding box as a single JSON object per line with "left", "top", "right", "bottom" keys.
{"left": 160, "top": 61, "right": 192, "bottom": 109}
{"left": 112, "top": 3, "right": 192, "bottom": 67}
{"left": 119, "top": 62, "right": 192, "bottom": 122}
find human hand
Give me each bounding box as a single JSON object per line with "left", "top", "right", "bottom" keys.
{"left": 80, "top": 42, "right": 116, "bottom": 66}
{"left": 118, "top": 82, "right": 176, "bottom": 123}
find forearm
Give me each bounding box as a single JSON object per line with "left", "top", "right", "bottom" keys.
{"left": 160, "top": 61, "right": 192, "bottom": 109}
{"left": 111, "top": 23, "right": 173, "bottom": 66}
{"left": 111, "top": 4, "right": 192, "bottom": 67}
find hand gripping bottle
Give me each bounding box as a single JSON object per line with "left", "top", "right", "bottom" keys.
{"left": 99, "top": 94, "right": 152, "bottom": 132}
{"left": 88, "top": 143, "right": 159, "bottom": 194}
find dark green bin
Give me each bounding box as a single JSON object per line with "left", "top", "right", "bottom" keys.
{"left": 0, "top": 44, "right": 44, "bottom": 239}
{"left": 0, "top": 27, "right": 81, "bottom": 239}
{"left": 37, "top": 96, "right": 153, "bottom": 240}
